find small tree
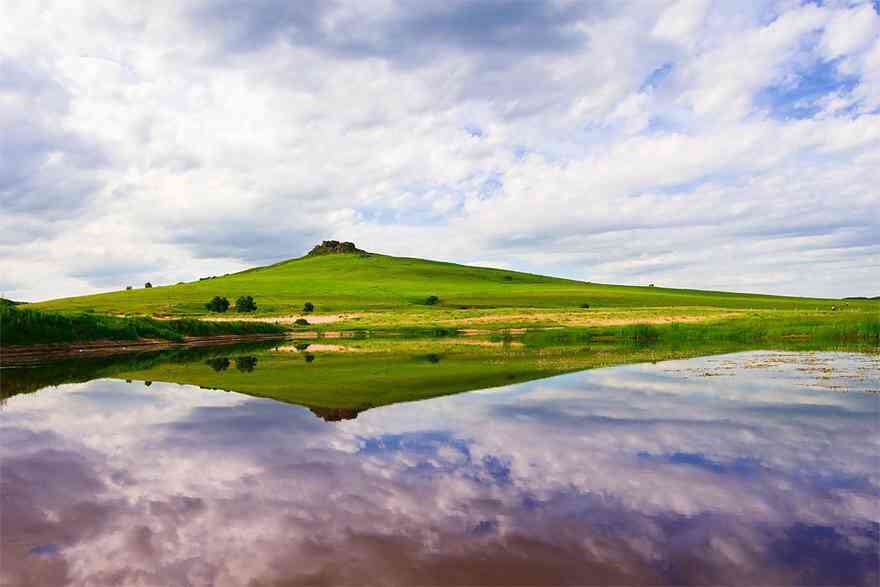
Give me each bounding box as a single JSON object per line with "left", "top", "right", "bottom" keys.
{"left": 144, "top": 282, "right": 152, "bottom": 288}
{"left": 206, "top": 296, "right": 230, "bottom": 313}
{"left": 303, "top": 301, "right": 315, "bottom": 313}
{"left": 126, "top": 286, "right": 133, "bottom": 291}
{"left": 206, "top": 357, "right": 230, "bottom": 371}
{"left": 235, "top": 295, "right": 257, "bottom": 313}
{"left": 235, "top": 356, "right": 258, "bottom": 372}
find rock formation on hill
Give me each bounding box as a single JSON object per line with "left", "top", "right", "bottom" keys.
{"left": 307, "top": 240, "right": 367, "bottom": 256}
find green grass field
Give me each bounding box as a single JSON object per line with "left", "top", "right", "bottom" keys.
{"left": 31, "top": 251, "right": 876, "bottom": 318}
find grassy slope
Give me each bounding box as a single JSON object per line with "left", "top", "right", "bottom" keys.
{"left": 31, "top": 252, "right": 873, "bottom": 317}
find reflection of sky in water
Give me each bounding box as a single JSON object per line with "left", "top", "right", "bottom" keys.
{"left": 1, "top": 351, "right": 878, "bottom": 586}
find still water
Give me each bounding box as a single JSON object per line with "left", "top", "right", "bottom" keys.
{"left": 1, "top": 350, "right": 878, "bottom": 586}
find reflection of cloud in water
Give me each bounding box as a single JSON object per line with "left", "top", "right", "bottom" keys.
{"left": 1, "top": 351, "right": 877, "bottom": 585}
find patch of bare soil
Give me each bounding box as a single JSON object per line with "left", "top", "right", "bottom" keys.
{"left": 442, "top": 311, "right": 740, "bottom": 327}
{"left": 459, "top": 328, "right": 529, "bottom": 336}
{"left": 275, "top": 343, "right": 356, "bottom": 353}
{"left": 201, "top": 314, "right": 359, "bottom": 325}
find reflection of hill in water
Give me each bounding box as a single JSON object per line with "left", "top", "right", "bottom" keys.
{"left": 0, "top": 341, "right": 280, "bottom": 399}
{"left": 3, "top": 336, "right": 874, "bottom": 414}
{"left": 309, "top": 405, "right": 372, "bottom": 421}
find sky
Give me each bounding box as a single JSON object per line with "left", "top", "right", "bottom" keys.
{"left": 1, "top": 0, "right": 879, "bottom": 302}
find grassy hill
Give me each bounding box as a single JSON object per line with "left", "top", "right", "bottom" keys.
{"left": 32, "top": 249, "right": 872, "bottom": 317}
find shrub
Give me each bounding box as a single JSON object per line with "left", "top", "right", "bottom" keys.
{"left": 206, "top": 296, "right": 230, "bottom": 313}
{"left": 144, "top": 282, "right": 152, "bottom": 288}
{"left": 303, "top": 301, "right": 315, "bottom": 313}
{"left": 580, "top": 303, "right": 590, "bottom": 309}
{"left": 294, "top": 318, "right": 310, "bottom": 326}
{"left": 503, "top": 275, "right": 513, "bottom": 281}
{"left": 235, "top": 356, "right": 258, "bottom": 372}
{"left": 424, "top": 295, "right": 440, "bottom": 305}
{"left": 206, "top": 357, "right": 230, "bottom": 372}
{"left": 126, "top": 286, "right": 133, "bottom": 291}
{"left": 235, "top": 295, "right": 257, "bottom": 313}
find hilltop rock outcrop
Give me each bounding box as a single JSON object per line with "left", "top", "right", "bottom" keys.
{"left": 307, "top": 240, "right": 367, "bottom": 256}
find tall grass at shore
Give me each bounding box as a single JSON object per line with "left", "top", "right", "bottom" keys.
{"left": 0, "top": 305, "right": 285, "bottom": 346}
{"left": 520, "top": 313, "right": 880, "bottom": 348}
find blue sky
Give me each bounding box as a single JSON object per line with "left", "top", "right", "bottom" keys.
{"left": 1, "top": 0, "right": 878, "bottom": 300}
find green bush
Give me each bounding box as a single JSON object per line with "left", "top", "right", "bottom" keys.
{"left": 424, "top": 295, "right": 440, "bottom": 305}
{"left": 303, "top": 301, "right": 315, "bottom": 313}
{"left": 206, "top": 296, "right": 230, "bottom": 313}
{"left": 235, "top": 295, "right": 257, "bottom": 313}
{"left": 235, "top": 356, "right": 258, "bottom": 372}
{"left": 294, "top": 318, "right": 310, "bottom": 326}
{"left": 206, "top": 357, "right": 230, "bottom": 371}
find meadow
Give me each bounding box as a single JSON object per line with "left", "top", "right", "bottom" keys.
{"left": 6, "top": 250, "right": 876, "bottom": 347}
{"left": 31, "top": 252, "right": 872, "bottom": 316}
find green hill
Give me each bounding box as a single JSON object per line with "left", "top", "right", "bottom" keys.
{"left": 32, "top": 243, "right": 866, "bottom": 317}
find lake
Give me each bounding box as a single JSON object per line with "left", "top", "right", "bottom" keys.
{"left": 1, "top": 345, "right": 878, "bottom": 586}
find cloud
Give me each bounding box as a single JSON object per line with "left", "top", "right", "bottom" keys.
{"left": 1, "top": 0, "right": 878, "bottom": 300}
{"left": 190, "top": 0, "right": 597, "bottom": 61}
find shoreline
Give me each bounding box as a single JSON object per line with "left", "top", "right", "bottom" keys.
{"left": 0, "top": 333, "right": 288, "bottom": 366}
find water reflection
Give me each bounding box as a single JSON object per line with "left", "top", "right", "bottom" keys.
{"left": 1, "top": 351, "right": 878, "bottom": 586}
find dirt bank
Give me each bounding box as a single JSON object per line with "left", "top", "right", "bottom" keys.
{"left": 0, "top": 333, "right": 288, "bottom": 366}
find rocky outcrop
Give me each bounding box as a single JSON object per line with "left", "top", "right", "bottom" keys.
{"left": 307, "top": 240, "right": 367, "bottom": 256}
{"left": 308, "top": 405, "right": 372, "bottom": 421}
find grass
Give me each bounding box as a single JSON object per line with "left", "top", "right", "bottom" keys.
{"left": 0, "top": 305, "right": 285, "bottom": 346}
{"left": 519, "top": 314, "right": 879, "bottom": 349}
{"left": 13, "top": 250, "right": 878, "bottom": 346}
{"left": 30, "top": 251, "right": 875, "bottom": 316}
{"left": 5, "top": 332, "right": 874, "bottom": 412}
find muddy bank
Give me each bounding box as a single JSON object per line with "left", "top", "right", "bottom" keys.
{"left": 0, "top": 333, "right": 288, "bottom": 366}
